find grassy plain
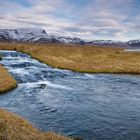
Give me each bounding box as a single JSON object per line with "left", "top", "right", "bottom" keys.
{"left": 0, "top": 43, "right": 140, "bottom": 74}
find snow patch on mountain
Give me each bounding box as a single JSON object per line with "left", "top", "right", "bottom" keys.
{"left": 127, "top": 40, "right": 140, "bottom": 47}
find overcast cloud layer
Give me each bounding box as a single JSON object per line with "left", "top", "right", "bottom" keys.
{"left": 0, "top": 0, "right": 140, "bottom": 41}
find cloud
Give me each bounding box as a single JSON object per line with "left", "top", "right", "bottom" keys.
{"left": 0, "top": 0, "right": 140, "bottom": 41}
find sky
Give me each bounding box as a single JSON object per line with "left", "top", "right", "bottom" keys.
{"left": 0, "top": 0, "right": 140, "bottom": 41}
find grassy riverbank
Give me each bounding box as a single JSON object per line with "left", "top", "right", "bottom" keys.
{"left": 0, "top": 109, "right": 71, "bottom": 140}
{"left": 0, "top": 43, "right": 140, "bottom": 74}
{"left": 0, "top": 64, "right": 17, "bottom": 94}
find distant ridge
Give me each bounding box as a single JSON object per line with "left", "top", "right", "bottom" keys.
{"left": 0, "top": 28, "right": 140, "bottom": 47}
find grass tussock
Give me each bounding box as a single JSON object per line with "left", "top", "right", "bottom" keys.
{"left": 0, "top": 109, "right": 71, "bottom": 140}
{"left": 0, "top": 43, "right": 140, "bottom": 74}
{"left": 0, "top": 65, "right": 17, "bottom": 94}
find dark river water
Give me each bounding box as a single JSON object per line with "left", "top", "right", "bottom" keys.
{"left": 1, "top": 50, "right": 140, "bottom": 140}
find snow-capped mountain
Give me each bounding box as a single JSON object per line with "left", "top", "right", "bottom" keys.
{"left": 0, "top": 28, "right": 48, "bottom": 42}
{"left": 127, "top": 40, "right": 140, "bottom": 47}
{"left": 87, "top": 40, "right": 126, "bottom": 46}
{"left": 0, "top": 28, "right": 139, "bottom": 47}
{"left": 0, "top": 28, "right": 86, "bottom": 44}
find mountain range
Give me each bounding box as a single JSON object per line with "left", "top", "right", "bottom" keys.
{"left": 0, "top": 28, "right": 140, "bottom": 47}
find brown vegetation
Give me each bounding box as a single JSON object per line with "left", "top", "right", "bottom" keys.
{"left": 0, "top": 65, "right": 17, "bottom": 94}
{"left": 0, "top": 109, "right": 71, "bottom": 140}
{"left": 0, "top": 43, "right": 140, "bottom": 74}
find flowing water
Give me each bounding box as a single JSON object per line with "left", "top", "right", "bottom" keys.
{"left": 0, "top": 50, "right": 140, "bottom": 140}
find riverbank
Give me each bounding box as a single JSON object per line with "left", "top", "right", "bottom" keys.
{"left": 0, "top": 43, "right": 140, "bottom": 74}
{"left": 0, "top": 64, "right": 17, "bottom": 94}
{"left": 0, "top": 109, "right": 71, "bottom": 140}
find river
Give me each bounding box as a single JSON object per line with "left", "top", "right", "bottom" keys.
{"left": 0, "top": 50, "right": 140, "bottom": 140}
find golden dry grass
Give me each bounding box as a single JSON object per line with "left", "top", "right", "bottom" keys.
{"left": 0, "top": 65, "right": 17, "bottom": 94}
{"left": 0, "top": 109, "right": 71, "bottom": 140}
{"left": 0, "top": 43, "right": 140, "bottom": 74}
